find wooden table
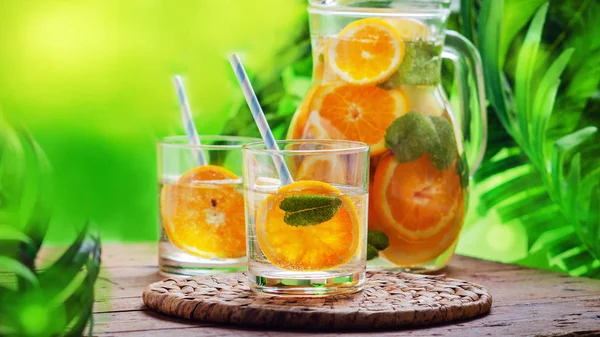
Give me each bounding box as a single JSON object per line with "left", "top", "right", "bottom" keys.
{"left": 91, "top": 243, "right": 600, "bottom": 336}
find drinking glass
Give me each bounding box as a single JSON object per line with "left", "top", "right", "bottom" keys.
{"left": 243, "top": 140, "right": 369, "bottom": 295}
{"left": 158, "top": 135, "right": 257, "bottom": 276}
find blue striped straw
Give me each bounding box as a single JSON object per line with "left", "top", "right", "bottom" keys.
{"left": 228, "top": 53, "right": 294, "bottom": 185}
{"left": 173, "top": 75, "right": 207, "bottom": 166}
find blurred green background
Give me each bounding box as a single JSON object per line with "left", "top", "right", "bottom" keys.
{"left": 0, "top": 0, "right": 304, "bottom": 243}
{"left": 1, "top": 0, "right": 599, "bottom": 278}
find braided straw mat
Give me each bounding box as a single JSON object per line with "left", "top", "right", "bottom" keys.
{"left": 142, "top": 271, "right": 492, "bottom": 330}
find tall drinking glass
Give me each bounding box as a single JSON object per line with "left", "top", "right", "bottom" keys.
{"left": 243, "top": 140, "right": 370, "bottom": 295}
{"left": 158, "top": 135, "right": 257, "bottom": 276}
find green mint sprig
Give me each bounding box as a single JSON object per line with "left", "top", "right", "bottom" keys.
{"left": 385, "top": 111, "right": 458, "bottom": 170}
{"left": 366, "top": 230, "right": 390, "bottom": 260}
{"left": 279, "top": 194, "right": 342, "bottom": 227}
{"left": 367, "top": 245, "right": 380, "bottom": 260}
{"left": 378, "top": 41, "right": 442, "bottom": 89}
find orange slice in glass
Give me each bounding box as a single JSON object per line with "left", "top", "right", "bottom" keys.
{"left": 160, "top": 165, "right": 246, "bottom": 258}
{"left": 256, "top": 180, "right": 359, "bottom": 271}
{"left": 372, "top": 153, "right": 464, "bottom": 265}
{"left": 309, "top": 84, "right": 410, "bottom": 156}
{"left": 327, "top": 18, "right": 405, "bottom": 85}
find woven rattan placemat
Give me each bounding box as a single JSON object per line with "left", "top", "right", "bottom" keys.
{"left": 142, "top": 271, "right": 492, "bottom": 330}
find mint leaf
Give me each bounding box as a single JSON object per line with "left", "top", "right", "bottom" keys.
{"left": 378, "top": 41, "right": 442, "bottom": 89}
{"left": 367, "top": 230, "right": 390, "bottom": 251}
{"left": 428, "top": 116, "right": 458, "bottom": 171}
{"left": 385, "top": 112, "right": 458, "bottom": 170}
{"left": 279, "top": 194, "right": 342, "bottom": 227}
{"left": 385, "top": 111, "right": 436, "bottom": 163}
{"left": 366, "top": 230, "right": 390, "bottom": 261}
{"left": 398, "top": 41, "right": 442, "bottom": 86}
{"left": 366, "top": 244, "right": 379, "bottom": 260}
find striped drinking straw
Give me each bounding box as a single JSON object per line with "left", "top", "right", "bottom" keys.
{"left": 173, "top": 75, "right": 207, "bottom": 166}
{"left": 228, "top": 53, "right": 294, "bottom": 185}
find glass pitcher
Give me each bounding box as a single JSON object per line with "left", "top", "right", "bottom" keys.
{"left": 286, "top": 0, "right": 487, "bottom": 272}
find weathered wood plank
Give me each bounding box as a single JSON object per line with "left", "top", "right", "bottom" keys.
{"left": 91, "top": 295, "right": 600, "bottom": 336}
{"left": 92, "top": 263, "right": 600, "bottom": 313}
{"left": 37, "top": 243, "right": 600, "bottom": 336}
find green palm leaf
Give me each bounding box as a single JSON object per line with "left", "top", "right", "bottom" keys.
{"left": 0, "top": 112, "right": 102, "bottom": 336}
{"left": 461, "top": 0, "right": 600, "bottom": 277}
{"left": 221, "top": 7, "right": 312, "bottom": 139}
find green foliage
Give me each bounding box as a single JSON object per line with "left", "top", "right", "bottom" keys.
{"left": 0, "top": 1, "right": 306, "bottom": 244}
{"left": 461, "top": 0, "right": 600, "bottom": 277}
{"left": 0, "top": 114, "right": 101, "bottom": 336}
{"left": 221, "top": 12, "right": 313, "bottom": 139}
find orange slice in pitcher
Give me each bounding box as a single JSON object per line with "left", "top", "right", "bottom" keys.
{"left": 312, "top": 37, "right": 343, "bottom": 84}
{"left": 381, "top": 198, "right": 465, "bottom": 265}
{"left": 286, "top": 87, "right": 328, "bottom": 140}
{"left": 372, "top": 154, "right": 464, "bottom": 265}
{"left": 381, "top": 208, "right": 463, "bottom": 266}
{"left": 327, "top": 18, "right": 405, "bottom": 85}
{"left": 372, "top": 153, "right": 462, "bottom": 241}
{"left": 383, "top": 18, "right": 430, "bottom": 40}
{"left": 256, "top": 180, "right": 359, "bottom": 271}
{"left": 368, "top": 190, "right": 383, "bottom": 231}
{"left": 295, "top": 155, "right": 348, "bottom": 185}
{"left": 160, "top": 165, "right": 246, "bottom": 258}
{"left": 310, "top": 84, "right": 410, "bottom": 156}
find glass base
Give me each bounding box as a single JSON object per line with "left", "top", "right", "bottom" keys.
{"left": 366, "top": 240, "right": 458, "bottom": 273}
{"left": 159, "top": 262, "right": 246, "bottom": 277}
{"left": 159, "top": 242, "right": 247, "bottom": 276}
{"left": 248, "top": 271, "right": 365, "bottom": 296}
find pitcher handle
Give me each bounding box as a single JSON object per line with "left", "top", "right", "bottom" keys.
{"left": 442, "top": 30, "right": 488, "bottom": 175}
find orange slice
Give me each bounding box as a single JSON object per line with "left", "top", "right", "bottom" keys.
{"left": 401, "top": 85, "right": 445, "bottom": 116}
{"left": 160, "top": 165, "right": 246, "bottom": 258}
{"left": 368, "top": 152, "right": 386, "bottom": 231}
{"left": 373, "top": 153, "right": 462, "bottom": 241}
{"left": 312, "top": 37, "right": 343, "bottom": 85}
{"left": 327, "top": 18, "right": 405, "bottom": 85}
{"left": 372, "top": 153, "right": 464, "bottom": 265}
{"left": 256, "top": 180, "right": 359, "bottom": 271}
{"left": 383, "top": 18, "right": 430, "bottom": 40}
{"left": 295, "top": 155, "right": 348, "bottom": 185}
{"left": 309, "top": 84, "right": 410, "bottom": 156}
{"left": 367, "top": 191, "right": 383, "bottom": 231}
{"left": 286, "top": 87, "right": 328, "bottom": 140}
{"left": 381, "top": 206, "right": 464, "bottom": 266}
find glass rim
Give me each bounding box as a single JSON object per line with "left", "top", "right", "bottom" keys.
{"left": 242, "top": 139, "right": 370, "bottom": 156}
{"left": 159, "top": 135, "right": 260, "bottom": 150}
{"left": 308, "top": 0, "right": 452, "bottom": 14}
